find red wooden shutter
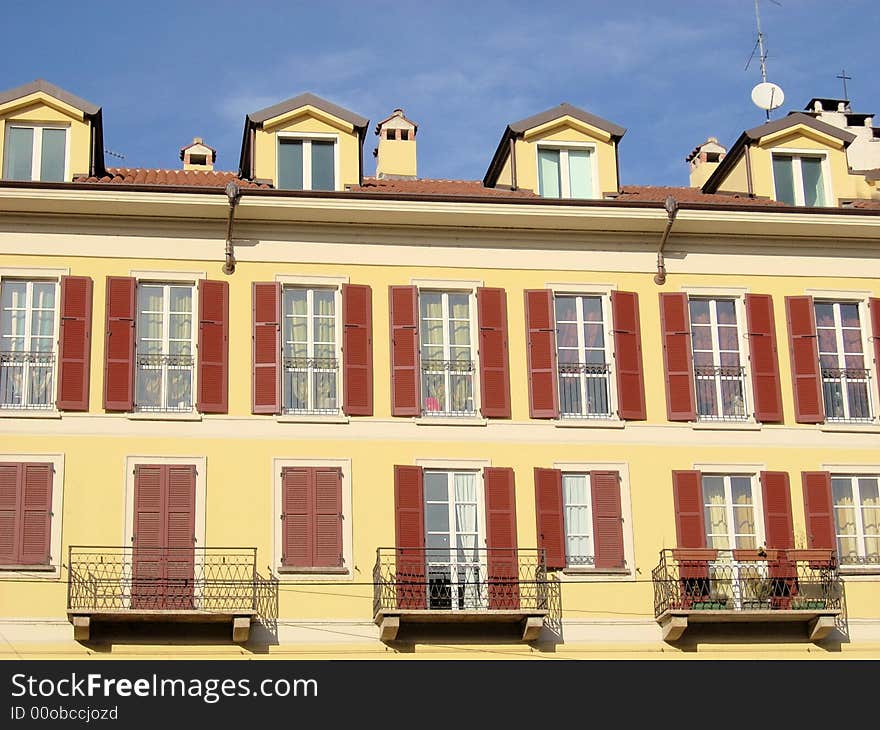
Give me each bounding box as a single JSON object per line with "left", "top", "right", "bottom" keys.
{"left": 611, "top": 291, "right": 646, "bottom": 420}
{"left": 282, "top": 467, "right": 312, "bottom": 567}
{"left": 132, "top": 464, "right": 165, "bottom": 609}
{"left": 394, "top": 465, "right": 425, "bottom": 609}
{"left": 56, "top": 276, "right": 93, "bottom": 411}
{"left": 524, "top": 289, "right": 559, "bottom": 418}
{"left": 660, "top": 293, "right": 696, "bottom": 421}
{"left": 252, "top": 282, "right": 281, "bottom": 414}
{"left": 802, "top": 471, "right": 835, "bottom": 549}
{"left": 534, "top": 467, "right": 565, "bottom": 570}
{"left": 591, "top": 470, "right": 625, "bottom": 569}
{"left": 785, "top": 296, "right": 824, "bottom": 423}
{"left": 342, "top": 284, "right": 373, "bottom": 416}
{"left": 672, "top": 470, "right": 706, "bottom": 548}
{"left": 197, "top": 279, "right": 228, "bottom": 414}
{"left": 477, "top": 287, "right": 511, "bottom": 418}
{"left": 745, "top": 294, "right": 783, "bottom": 423}
{"left": 760, "top": 471, "right": 794, "bottom": 550}
{"left": 103, "top": 276, "right": 136, "bottom": 411}
{"left": 164, "top": 465, "right": 196, "bottom": 609}
{"left": 389, "top": 286, "right": 420, "bottom": 416}
{"left": 484, "top": 466, "right": 519, "bottom": 610}
{"left": 870, "top": 298, "right": 880, "bottom": 407}
{"left": 19, "top": 463, "right": 53, "bottom": 565}
{"left": 314, "top": 467, "right": 343, "bottom": 567}
{"left": 0, "top": 464, "right": 21, "bottom": 564}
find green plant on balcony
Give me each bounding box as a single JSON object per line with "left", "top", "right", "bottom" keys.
{"left": 742, "top": 576, "right": 773, "bottom": 609}
{"left": 691, "top": 590, "right": 730, "bottom": 610}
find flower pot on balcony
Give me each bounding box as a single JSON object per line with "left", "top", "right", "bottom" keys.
{"left": 791, "top": 598, "right": 827, "bottom": 610}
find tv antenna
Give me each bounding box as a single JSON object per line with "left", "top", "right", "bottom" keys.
{"left": 746, "top": 0, "right": 784, "bottom": 120}
{"left": 104, "top": 148, "right": 126, "bottom": 161}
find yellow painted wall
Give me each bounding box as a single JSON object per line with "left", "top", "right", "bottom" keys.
{"left": 715, "top": 152, "right": 752, "bottom": 196}
{"left": 375, "top": 139, "right": 416, "bottom": 178}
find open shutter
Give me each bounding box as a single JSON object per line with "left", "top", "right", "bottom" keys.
{"left": 389, "top": 286, "right": 420, "bottom": 416}
{"left": 660, "top": 293, "right": 696, "bottom": 421}
{"left": 802, "top": 471, "right": 835, "bottom": 550}
{"left": 761, "top": 470, "right": 796, "bottom": 609}
{"left": 342, "top": 284, "right": 373, "bottom": 416}
{"left": 485, "top": 466, "right": 519, "bottom": 610}
{"left": 672, "top": 470, "right": 710, "bottom": 607}
{"left": 165, "top": 465, "right": 196, "bottom": 609}
{"left": 591, "top": 470, "right": 625, "bottom": 569}
{"left": 394, "top": 465, "right": 425, "bottom": 609}
{"left": 282, "top": 468, "right": 312, "bottom": 567}
{"left": 103, "top": 276, "right": 136, "bottom": 411}
{"left": 785, "top": 296, "right": 824, "bottom": 423}
{"left": 252, "top": 282, "right": 281, "bottom": 414}
{"left": 477, "top": 287, "right": 511, "bottom": 418}
{"left": 314, "top": 468, "right": 343, "bottom": 568}
{"left": 56, "top": 276, "right": 93, "bottom": 411}
{"left": 19, "top": 463, "right": 53, "bottom": 566}
{"left": 197, "top": 279, "right": 228, "bottom": 414}
{"left": 0, "top": 464, "right": 21, "bottom": 564}
{"left": 870, "top": 298, "right": 880, "bottom": 407}
{"left": 534, "top": 468, "right": 565, "bottom": 570}
{"left": 611, "top": 291, "right": 646, "bottom": 420}
{"left": 745, "top": 294, "right": 783, "bottom": 423}
{"left": 524, "top": 289, "right": 558, "bottom": 418}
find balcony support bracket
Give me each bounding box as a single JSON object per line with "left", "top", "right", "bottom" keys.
{"left": 660, "top": 614, "right": 688, "bottom": 642}
{"left": 72, "top": 615, "right": 90, "bottom": 642}
{"left": 808, "top": 615, "right": 835, "bottom": 642}
{"left": 378, "top": 615, "right": 400, "bottom": 642}
{"left": 522, "top": 616, "right": 544, "bottom": 641}
{"left": 232, "top": 616, "right": 251, "bottom": 643}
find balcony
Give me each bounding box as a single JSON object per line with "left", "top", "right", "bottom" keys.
{"left": 695, "top": 365, "right": 749, "bottom": 421}
{"left": 0, "top": 350, "right": 55, "bottom": 410}
{"left": 822, "top": 367, "right": 873, "bottom": 423}
{"left": 421, "top": 359, "right": 476, "bottom": 417}
{"left": 558, "top": 362, "right": 612, "bottom": 419}
{"left": 135, "top": 353, "right": 194, "bottom": 413}
{"left": 67, "top": 546, "right": 277, "bottom": 642}
{"left": 372, "top": 547, "right": 558, "bottom": 641}
{"left": 283, "top": 356, "right": 339, "bottom": 415}
{"left": 652, "top": 548, "right": 844, "bottom": 642}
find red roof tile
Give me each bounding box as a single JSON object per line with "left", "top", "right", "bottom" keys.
{"left": 348, "top": 177, "right": 538, "bottom": 197}
{"left": 614, "top": 185, "right": 786, "bottom": 206}
{"left": 74, "top": 168, "right": 270, "bottom": 189}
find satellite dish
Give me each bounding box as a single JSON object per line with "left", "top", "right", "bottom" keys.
{"left": 751, "top": 81, "right": 785, "bottom": 111}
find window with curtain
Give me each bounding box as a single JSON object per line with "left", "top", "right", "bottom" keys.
{"left": 815, "top": 300, "right": 872, "bottom": 423}
{"left": 702, "top": 474, "right": 759, "bottom": 550}
{"left": 562, "top": 473, "right": 593, "bottom": 566}
{"left": 277, "top": 137, "right": 336, "bottom": 190}
{"left": 771, "top": 153, "right": 826, "bottom": 207}
{"left": 2, "top": 125, "right": 67, "bottom": 182}
{"left": 537, "top": 146, "right": 595, "bottom": 199}
{"left": 832, "top": 475, "right": 880, "bottom": 566}
{"left": 419, "top": 290, "right": 475, "bottom": 416}
{"left": 554, "top": 294, "right": 611, "bottom": 418}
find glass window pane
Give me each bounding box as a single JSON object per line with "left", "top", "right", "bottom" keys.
{"left": 32, "top": 282, "right": 55, "bottom": 309}
{"left": 448, "top": 293, "right": 469, "bottom": 320}
{"left": 702, "top": 476, "right": 725, "bottom": 503}
{"left": 538, "top": 148, "right": 561, "bottom": 198}
{"left": 3, "top": 127, "right": 34, "bottom": 180}
{"left": 313, "top": 290, "right": 335, "bottom": 316}
{"left": 772, "top": 155, "right": 796, "bottom": 205}
{"left": 718, "top": 326, "right": 739, "bottom": 352}
{"left": 859, "top": 478, "right": 879, "bottom": 504}
{"left": 557, "top": 323, "right": 578, "bottom": 348}
{"left": 832, "top": 478, "right": 854, "bottom": 505}
{"left": 138, "top": 285, "right": 163, "bottom": 313}
{"left": 583, "top": 323, "right": 604, "bottom": 349}
{"left": 814, "top": 303, "right": 834, "bottom": 327}
{"left": 715, "top": 300, "right": 736, "bottom": 325}
{"left": 581, "top": 296, "right": 602, "bottom": 322}
{"left": 425, "top": 503, "right": 449, "bottom": 532}
{"left": 278, "top": 139, "right": 304, "bottom": 190}
{"left": 689, "top": 299, "right": 710, "bottom": 324}
{"left": 839, "top": 303, "right": 860, "bottom": 328}
{"left": 424, "top": 472, "right": 448, "bottom": 502}
{"left": 169, "top": 313, "right": 191, "bottom": 341}
{"left": 731, "top": 477, "right": 752, "bottom": 504}
{"left": 800, "top": 157, "right": 825, "bottom": 207}
{"left": 420, "top": 292, "right": 442, "bottom": 320}
{"left": 310, "top": 141, "right": 335, "bottom": 191}
{"left": 567, "top": 149, "right": 593, "bottom": 199}
{"left": 285, "top": 288, "right": 307, "bottom": 317}
{"left": 40, "top": 128, "right": 66, "bottom": 182}
{"left": 169, "top": 286, "right": 192, "bottom": 314}
{"left": 817, "top": 329, "right": 837, "bottom": 354}
{"left": 555, "top": 296, "right": 576, "bottom": 322}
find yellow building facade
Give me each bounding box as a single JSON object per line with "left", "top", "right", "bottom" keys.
{"left": 1, "top": 80, "right": 879, "bottom": 659}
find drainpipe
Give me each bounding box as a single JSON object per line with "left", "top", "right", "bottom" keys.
{"left": 509, "top": 136, "right": 518, "bottom": 191}
{"left": 654, "top": 195, "right": 678, "bottom": 285}
{"left": 223, "top": 181, "right": 241, "bottom": 275}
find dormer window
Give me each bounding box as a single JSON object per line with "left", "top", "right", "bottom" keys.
{"left": 3, "top": 124, "right": 67, "bottom": 182}
{"left": 537, "top": 144, "right": 596, "bottom": 199}
{"left": 277, "top": 136, "right": 336, "bottom": 191}
{"left": 771, "top": 153, "right": 827, "bottom": 207}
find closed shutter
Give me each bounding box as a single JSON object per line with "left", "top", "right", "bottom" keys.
{"left": 394, "top": 465, "right": 425, "bottom": 609}
{"left": 672, "top": 470, "right": 709, "bottom": 606}
{"left": 484, "top": 466, "right": 519, "bottom": 610}
{"left": 56, "top": 276, "right": 93, "bottom": 411}
{"left": 611, "top": 291, "right": 646, "bottom": 420}
{"left": 164, "top": 465, "right": 196, "bottom": 609}
{"left": 314, "top": 468, "right": 343, "bottom": 568}
{"left": 19, "top": 463, "right": 53, "bottom": 566}
{"left": 103, "top": 276, "right": 136, "bottom": 411}
{"left": 745, "top": 294, "right": 783, "bottom": 422}
{"left": 591, "top": 470, "right": 625, "bottom": 569}
{"left": 252, "top": 282, "right": 281, "bottom": 414}
{"left": 0, "top": 464, "right": 21, "bottom": 564}
{"left": 197, "top": 279, "right": 229, "bottom": 414}
{"left": 802, "top": 471, "right": 835, "bottom": 549}
{"left": 660, "top": 293, "right": 696, "bottom": 421}
{"left": 524, "top": 289, "right": 559, "bottom": 418}
{"left": 342, "top": 284, "right": 373, "bottom": 416}
{"left": 534, "top": 467, "right": 565, "bottom": 570}
{"left": 785, "top": 296, "right": 824, "bottom": 423}
{"left": 760, "top": 471, "right": 796, "bottom": 609}
{"left": 477, "top": 287, "right": 511, "bottom": 418}
{"left": 389, "top": 286, "right": 420, "bottom": 416}
{"left": 870, "top": 298, "right": 880, "bottom": 407}
{"left": 282, "top": 468, "right": 312, "bottom": 567}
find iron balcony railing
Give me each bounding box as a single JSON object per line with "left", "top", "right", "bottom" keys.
{"left": 652, "top": 548, "right": 844, "bottom": 617}
{"left": 421, "top": 359, "right": 476, "bottom": 417}
{"left": 373, "top": 547, "right": 555, "bottom": 614}
{"left": 558, "top": 362, "right": 612, "bottom": 419}
{"left": 135, "top": 353, "right": 194, "bottom": 413}
{"left": 822, "top": 367, "right": 873, "bottom": 423}
{"left": 67, "top": 546, "right": 265, "bottom": 613}
{"left": 0, "top": 350, "right": 55, "bottom": 410}
{"left": 282, "top": 356, "right": 339, "bottom": 415}
{"left": 694, "top": 365, "right": 749, "bottom": 421}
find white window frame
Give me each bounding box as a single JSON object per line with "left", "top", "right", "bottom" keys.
{"left": 276, "top": 132, "right": 340, "bottom": 191}
{"left": 535, "top": 141, "right": 599, "bottom": 200}
{"left": 561, "top": 472, "right": 593, "bottom": 567}
{"left": 769, "top": 149, "right": 832, "bottom": 207}
{"left": 0, "top": 452, "right": 64, "bottom": 579}
{"left": 3, "top": 123, "right": 70, "bottom": 182}
{"left": 830, "top": 473, "right": 880, "bottom": 568}
{"left": 271, "top": 457, "right": 353, "bottom": 582}
{"left": 701, "top": 472, "right": 765, "bottom": 551}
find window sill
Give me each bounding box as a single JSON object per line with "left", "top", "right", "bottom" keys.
{"left": 554, "top": 418, "right": 624, "bottom": 429}
{"left": 277, "top": 566, "right": 349, "bottom": 575}
{"left": 0, "top": 410, "right": 62, "bottom": 419}
{"left": 691, "top": 420, "right": 761, "bottom": 431}
{"left": 561, "top": 567, "right": 630, "bottom": 575}
{"left": 818, "top": 422, "right": 880, "bottom": 434}
{"left": 277, "top": 414, "right": 350, "bottom": 424}
{"left": 127, "top": 412, "right": 202, "bottom": 422}
{"left": 414, "top": 416, "right": 487, "bottom": 427}
{"left": 840, "top": 566, "right": 880, "bottom": 578}
{"left": 0, "top": 564, "right": 58, "bottom": 577}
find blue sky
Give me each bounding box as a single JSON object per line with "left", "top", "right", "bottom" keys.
{"left": 4, "top": 1, "right": 879, "bottom": 186}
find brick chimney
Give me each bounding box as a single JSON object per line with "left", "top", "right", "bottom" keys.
{"left": 180, "top": 137, "right": 216, "bottom": 171}
{"left": 687, "top": 137, "right": 726, "bottom": 188}
{"left": 373, "top": 109, "right": 417, "bottom": 179}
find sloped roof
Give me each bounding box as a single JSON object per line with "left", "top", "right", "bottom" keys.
{"left": 508, "top": 102, "right": 626, "bottom": 139}
{"left": 74, "top": 168, "right": 269, "bottom": 188}
{"left": 615, "top": 185, "right": 784, "bottom": 206}
{"left": 348, "top": 177, "right": 537, "bottom": 197}
{"left": 745, "top": 112, "right": 856, "bottom": 145}
{"left": 247, "top": 92, "right": 368, "bottom": 129}
{"left": 0, "top": 79, "right": 100, "bottom": 116}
